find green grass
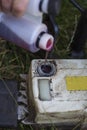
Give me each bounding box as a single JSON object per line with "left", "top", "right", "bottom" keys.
{"left": 0, "top": 1, "right": 87, "bottom": 130}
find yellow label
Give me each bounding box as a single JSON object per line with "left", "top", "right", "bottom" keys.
{"left": 66, "top": 76, "right": 87, "bottom": 90}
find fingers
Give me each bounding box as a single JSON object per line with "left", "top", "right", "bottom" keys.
{"left": 0, "top": 0, "right": 29, "bottom": 17}
{"left": 12, "top": 0, "right": 29, "bottom": 17}
{"left": 0, "top": 0, "right": 12, "bottom": 13}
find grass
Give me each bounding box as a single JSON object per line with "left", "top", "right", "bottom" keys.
{"left": 0, "top": 0, "right": 87, "bottom": 130}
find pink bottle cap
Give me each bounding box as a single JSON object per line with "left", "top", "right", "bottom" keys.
{"left": 39, "top": 33, "right": 54, "bottom": 51}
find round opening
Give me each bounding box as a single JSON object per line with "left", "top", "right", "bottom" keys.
{"left": 41, "top": 64, "right": 52, "bottom": 74}
{"left": 46, "top": 39, "right": 53, "bottom": 50}
{"left": 37, "top": 62, "right": 56, "bottom": 77}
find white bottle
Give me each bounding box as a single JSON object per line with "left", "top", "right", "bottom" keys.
{"left": 0, "top": 0, "right": 62, "bottom": 52}
{"left": 26, "top": 0, "right": 61, "bottom": 16}
{"left": 26, "top": 0, "right": 48, "bottom": 16}
{"left": 0, "top": 13, "right": 54, "bottom": 52}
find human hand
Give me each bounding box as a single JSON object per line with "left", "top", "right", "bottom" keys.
{"left": 0, "top": 0, "right": 29, "bottom": 17}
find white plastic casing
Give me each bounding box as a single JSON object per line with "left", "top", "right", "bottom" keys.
{"left": 26, "top": 0, "right": 49, "bottom": 16}
{"left": 28, "top": 59, "right": 87, "bottom": 126}
{"left": 26, "top": 0, "right": 42, "bottom": 16}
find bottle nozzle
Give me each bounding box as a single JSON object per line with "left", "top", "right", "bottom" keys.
{"left": 39, "top": 33, "right": 54, "bottom": 51}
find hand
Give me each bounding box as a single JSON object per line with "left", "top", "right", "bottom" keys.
{"left": 0, "top": 0, "right": 29, "bottom": 17}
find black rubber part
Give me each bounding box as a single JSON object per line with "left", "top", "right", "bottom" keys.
{"left": 70, "top": 9, "right": 87, "bottom": 53}
{"left": 0, "top": 79, "right": 18, "bottom": 128}
{"left": 39, "top": 0, "right": 44, "bottom": 12}
{"left": 48, "top": 0, "right": 61, "bottom": 15}
{"left": 36, "top": 32, "right": 45, "bottom": 48}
